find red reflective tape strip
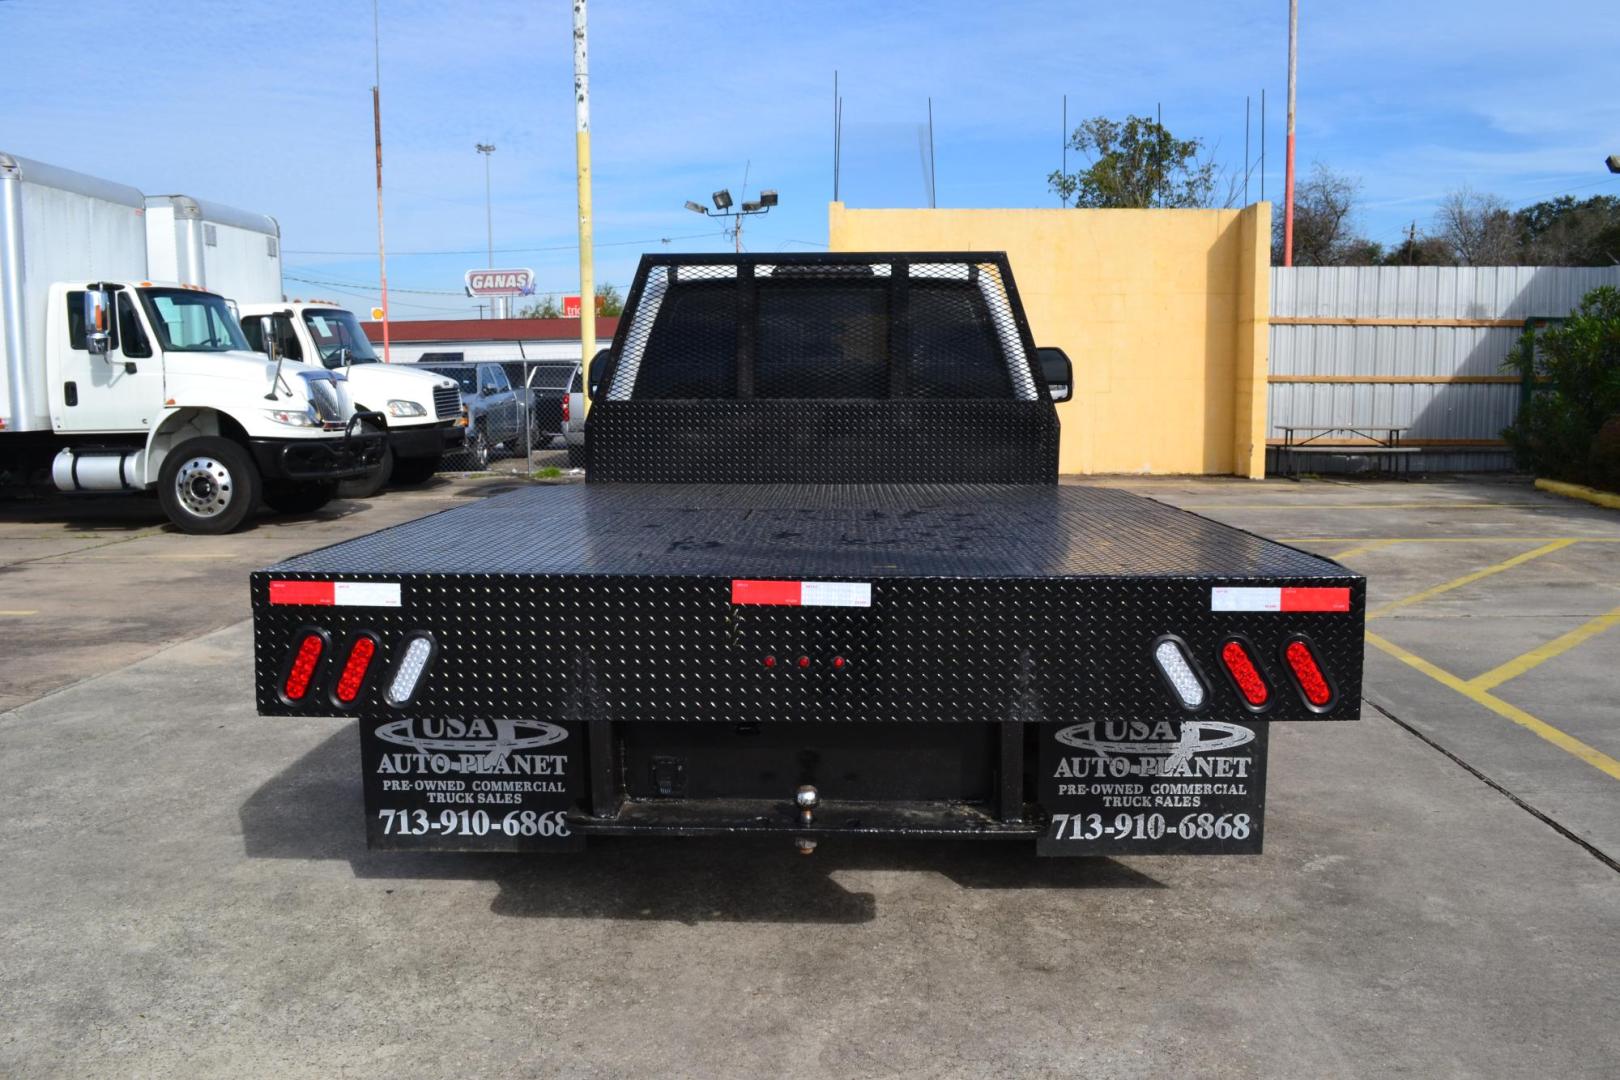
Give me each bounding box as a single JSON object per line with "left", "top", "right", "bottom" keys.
{"left": 1280, "top": 587, "right": 1351, "bottom": 612}
{"left": 731, "top": 579, "right": 802, "bottom": 606}
{"left": 269, "top": 580, "right": 335, "bottom": 606}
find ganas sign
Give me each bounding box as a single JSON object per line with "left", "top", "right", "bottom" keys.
{"left": 464, "top": 268, "right": 536, "bottom": 297}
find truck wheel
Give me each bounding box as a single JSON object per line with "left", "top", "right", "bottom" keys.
{"left": 262, "top": 480, "right": 338, "bottom": 515}
{"left": 158, "top": 437, "right": 260, "bottom": 534}
{"left": 389, "top": 454, "right": 442, "bottom": 486}
{"left": 337, "top": 443, "right": 393, "bottom": 499}
{"left": 464, "top": 426, "right": 492, "bottom": 470}
{"left": 566, "top": 444, "right": 586, "bottom": 469}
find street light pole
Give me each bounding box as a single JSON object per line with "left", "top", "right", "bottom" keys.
{"left": 476, "top": 143, "right": 499, "bottom": 316}
{"left": 1283, "top": 0, "right": 1298, "bottom": 267}
{"left": 574, "top": 0, "right": 596, "bottom": 415}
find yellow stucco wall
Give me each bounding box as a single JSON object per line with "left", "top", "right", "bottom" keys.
{"left": 827, "top": 203, "right": 1272, "bottom": 476}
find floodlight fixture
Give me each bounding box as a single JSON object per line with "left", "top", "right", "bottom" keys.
{"left": 712, "top": 189, "right": 733, "bottom": 211}
{"left": 684, "top": 200, "right": 708, "bottom": 214}
{"left": 1607, "top": 155, "right": 1620, "bottom": 175}
{"left": 741, "top": 200, "right": 763, "bottom": 212}
{"left": 759, "top": 189, "right": 778, "bottom": 207}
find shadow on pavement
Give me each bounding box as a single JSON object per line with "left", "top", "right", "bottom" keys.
{"left": 241, "top": 728, "right": 1163, "bottom": 925}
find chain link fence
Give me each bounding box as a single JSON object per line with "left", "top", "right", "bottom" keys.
{"left": 408, "top": 355, "right": 579, "bottom": 475}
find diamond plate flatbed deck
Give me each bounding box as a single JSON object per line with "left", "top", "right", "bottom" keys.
{"left": 265, "top": 483, "right": 1353, "bottom": 580}
{"left": 254, "top": 484, "right": 1363, "bottom": 725}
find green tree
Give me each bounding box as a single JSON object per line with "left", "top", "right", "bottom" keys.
{"left": 1503, "top": 286, "right": 1620, "bottom": 490}
{"left": 1048, "top": 114, "right": 1218, "bottom": 209}
{"left": 519, "top": 295, "right": 562, "bottom": 319}
{"left": 595, "top": 283, "right": 624, "bottom": 317}
{"left": 1517, "top": 195, "right": 1620, "bottom": 266}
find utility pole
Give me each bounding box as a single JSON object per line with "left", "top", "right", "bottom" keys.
{"left": 371, "top": 0, "right": 391, "bottom": 361}
{"left": 1283, "top": 0, "right": 1299, "bottom": 266}
{"left": 476, "top": 143, "right": 499, "bottom": 316}
{"left": 573, "top": 0, "right": 596, "bottom": 415}
{"left": 1406, "top": 221, "right": 1417, "bottom": 265}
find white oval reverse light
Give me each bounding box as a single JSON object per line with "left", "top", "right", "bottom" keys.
{"left": 385, "top": 634, "right": 435, "bottom": 706}
{"left": 1153, "top": 638, "right": 1206, "bottom": 710}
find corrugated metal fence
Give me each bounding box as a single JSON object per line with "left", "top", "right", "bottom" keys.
{"left": 1268, "top": 266, "right": 1620, "bottom": 473}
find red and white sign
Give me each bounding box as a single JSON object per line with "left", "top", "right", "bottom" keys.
{"left": 269, "top": 580, "right": 402, "bottom": 607}
{"left": 562, "top": 294, "right": 607, "bottom": 318}
{"left": 731, "top": 580, "right": 872, "bottom": 608}
{"left": 464, "top": 268, "right": 536, "bottom": 297}
{"left": 1210, "top": 586, "right": 1350, "bottom": 613}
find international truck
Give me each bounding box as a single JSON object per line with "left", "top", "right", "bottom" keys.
{"left": 250, "top": 253, "right": 1364, "bottom": 857}
{"left": 138, "top": 193, "right": 467, "bottom": 495}
{"left": 0, "top": 153, "right": 381, "bottom": 534}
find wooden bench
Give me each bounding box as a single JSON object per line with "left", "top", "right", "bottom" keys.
{"left": 1275, "top": 426, "right": 1418, "bottom": 479}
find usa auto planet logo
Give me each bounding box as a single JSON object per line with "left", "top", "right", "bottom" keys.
{"left": 375, "top": 717, "right": 567, "bottom": 772}
{"left": 1055, "top": 719, "right": 1253, "bottom": 773}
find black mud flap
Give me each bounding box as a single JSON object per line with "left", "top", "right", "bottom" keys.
{"left": 1037, "top": 719, "right": 1267, "bottom": 856}
{"left": 360, "top": 717, "right": 585, "bottom": 852}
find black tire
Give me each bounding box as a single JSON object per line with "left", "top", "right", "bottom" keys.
{"left": 337, "top": 442, "right": 393, "bottom": 499}
{"left": 158, "top": 436, "right": 260, "bottom": 534}
{"left": 389, "top": 453, "right": 442, "bottom": 486}
{"left": 463, "top": 426, "right": 492, "bottom": 470}
{"left": 565, "top": 443, "right": 586, "bottom": 469}
{"left": 262, "top": 480, "right": 338, "bottom": 515}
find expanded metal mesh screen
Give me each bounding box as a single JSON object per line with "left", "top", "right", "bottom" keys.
{"left": 603, "top": 254, "right": 1042, "bottom": 404}
{"left": 589, "top": 253, "right": 1059, "bottom": 484}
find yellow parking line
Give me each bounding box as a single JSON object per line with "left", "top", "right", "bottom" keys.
{"left": 0, "top": 610, "right": 39, "bottom": 616}
{"left": 1467, "top": 606, "right": 1620, "bottom": 693}
{"left": 1184, "top": 502, "right": 1534, "bottom": 511}
{"left": 1327, "top": 539, "right": 1399, "bottom": 560}
{"left": 1367, "top": 631, "right": 1620, "bottom": 782}
{"left": 1279, "top": 537, "right": 1620, "bottom": 544}
{"left": 1366, "top": 539, "right": 1576, "bottom": 620}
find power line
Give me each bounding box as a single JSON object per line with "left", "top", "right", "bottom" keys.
{"left": 284, "top": 271, "right": 628, "bottom": 302}
{"left": 283, "top": 231, "right": 716, "bottom": 258}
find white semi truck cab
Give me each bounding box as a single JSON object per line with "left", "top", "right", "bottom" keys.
{"left": 238, "top": 301, "right": 465, "bottom": 490}
{"left": 0, "top": 153, "right": 382, "bottom": 533}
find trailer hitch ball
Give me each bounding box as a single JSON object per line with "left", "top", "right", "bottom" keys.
{"left": 795, "top": 838, "right": 818, "bottom": 856}
{"left": 795, "top": 784, "right": 819, "bottom": 827}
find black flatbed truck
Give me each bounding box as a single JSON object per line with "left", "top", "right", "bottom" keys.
{"left": 252, "top": 253, "right": 1363, "bottom": 857}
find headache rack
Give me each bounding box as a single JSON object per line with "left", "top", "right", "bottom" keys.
{"left": 585, "top": 252, "right": 1059, "bottom": 484}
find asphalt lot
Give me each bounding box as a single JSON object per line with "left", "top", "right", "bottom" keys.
{"left": 2, "top": 474, "right": 1617, "bottom": 1078}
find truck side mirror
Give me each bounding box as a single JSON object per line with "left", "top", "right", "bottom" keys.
{"left": 588, "top": 348, "right": 609, "bottom": 399}
{"left": 258, "top": 316, "right": 278, "bottom": 360}
{"left": 83, "top": 289, "right": 113, "bottom": 356}
{"left": 1036, "top": 346, "right": 1073, "bottom": 403}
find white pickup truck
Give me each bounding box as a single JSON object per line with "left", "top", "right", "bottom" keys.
{"left": 0, "top": 153, "right": 380, "bottom": 533}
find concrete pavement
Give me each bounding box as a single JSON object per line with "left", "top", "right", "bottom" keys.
{"left": 2, "top": 474, "right": 1617, "bottom": 1078}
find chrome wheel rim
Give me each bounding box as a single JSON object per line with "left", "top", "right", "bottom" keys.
{"left": 174, "top": 456, "right": 233, "bottom": 518}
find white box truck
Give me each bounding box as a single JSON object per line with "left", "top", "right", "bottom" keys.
{"left": 0, "top": 153, "right": 383, "bottom": 533}
{"left": 140, "top": 195, "right": 466, "bottom": 494}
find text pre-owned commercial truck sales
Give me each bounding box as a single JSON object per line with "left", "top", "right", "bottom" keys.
{"left": 137, "top": 192, "right": 465, "bottom": 495}
{"left": 251, "top": 253, "right": 1365, "bottom": 856}
{"left": 0, "top": 153, "right": 382, "bottom": 532}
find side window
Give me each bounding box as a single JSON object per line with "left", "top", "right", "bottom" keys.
{"left": 240, "top": 317, "right": 266, "bottom": 353}
{"left": 65, "top": 290, "right": 120, "bottom": 353}
{"left": 273, "top": 316, "right": 303, "bottom": 361}
{"left": 482, "top": 365, "right": 511, "bottom": 393}
{"left": 117, "top": 293, "right": 152, "bottom": 358}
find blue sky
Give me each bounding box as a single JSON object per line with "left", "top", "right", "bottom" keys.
{"left": 4, "top": 0, "right": 1617, "bottom": 317}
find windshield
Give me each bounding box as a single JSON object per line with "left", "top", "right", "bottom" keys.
{"left": 138, "top": 288, "right": 250, "bottom": 353}
{"left": 302, "top": 308, "right": 379, "bottom": 366}
{"left": 424, "top": 366, "right": 478, "bottom": 394}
